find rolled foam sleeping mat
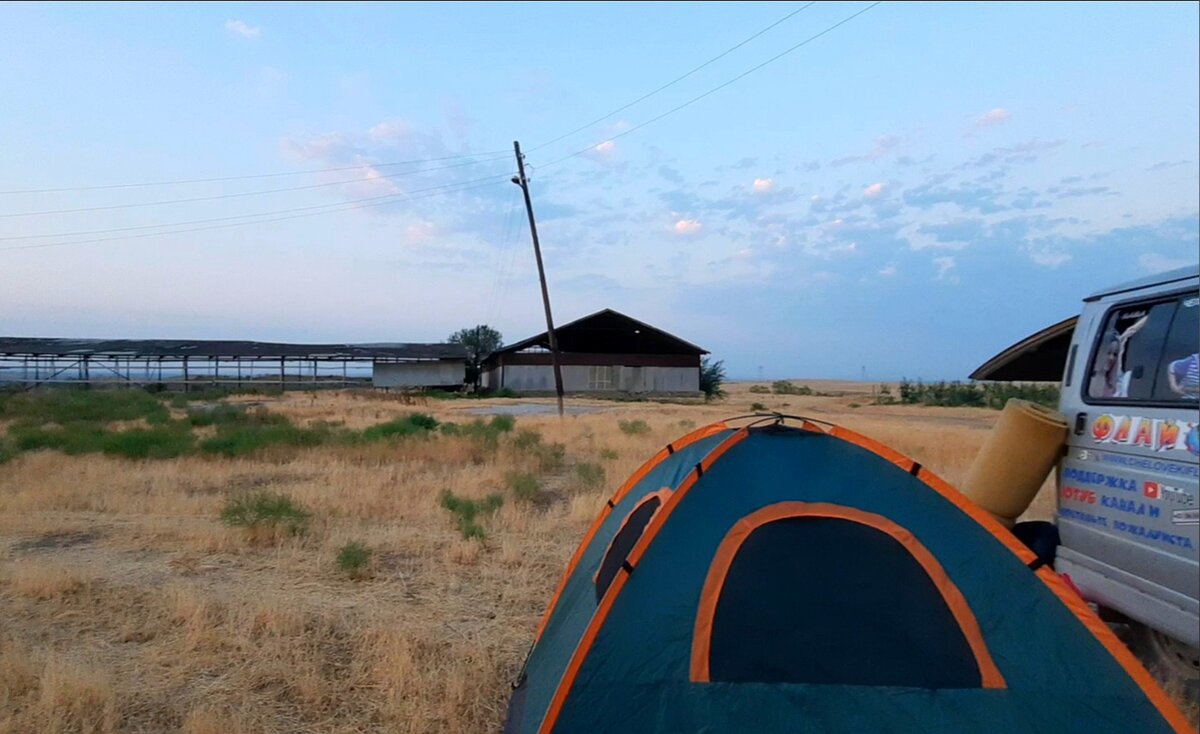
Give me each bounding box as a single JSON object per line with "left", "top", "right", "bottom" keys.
{"left": 962, "top": 399, "right": 1068, "bottom": 527}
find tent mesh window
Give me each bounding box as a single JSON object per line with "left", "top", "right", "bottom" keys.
{"left": 594, "top": 495, "right": 662, "bottom": 602}
{"left": 708, "top": 516, "right": 983, "bottom": 688}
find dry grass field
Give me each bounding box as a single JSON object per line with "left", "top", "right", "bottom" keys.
{"left": 0, "top": 381, "right": 1153, "bottom": 733}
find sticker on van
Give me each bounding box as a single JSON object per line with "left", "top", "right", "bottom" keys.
{"left": 1090, "top": 414, "right": 1200, "bottom": 456}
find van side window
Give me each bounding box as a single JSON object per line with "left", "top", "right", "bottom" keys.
{"left": 1087, "top": 300, "right": 1176, "bottom": 401}
{"left": 1087, "top": 293, "right": 1199, "bottom": 404}
{"left": 1154, "top": 295, "right": 1199, "bottom": 403}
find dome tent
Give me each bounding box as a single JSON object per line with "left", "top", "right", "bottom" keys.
{"left": 505, "top": 417, "right": 1191, "bottom": 734}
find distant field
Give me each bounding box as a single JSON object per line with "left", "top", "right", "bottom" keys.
{"left": 0, "top": 385, "right": 1168, "bottom": 732}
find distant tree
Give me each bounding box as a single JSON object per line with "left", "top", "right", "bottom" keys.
{"left": 699, "top": 357, "right": 727, "bottom": 402}
{"left": 448, "top": 325, "right": 503, "bottom": 391}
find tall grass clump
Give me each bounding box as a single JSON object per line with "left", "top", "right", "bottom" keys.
{"left": 574, "top": 462, "right": 606, "bottom": 490}
{"left": 220, "top": 491, "right": 310, "bottom": 541}
{"left": 336, "top": 542, "right": 373, "bottom": 580}
{"left": 438, "top": 490, "right": 503, "bottom": 540}
{"left": 510, "top": 428, "right": 566, "bottom": 471}
{"left": 618, "top": 419, "right": 650, "bottom": 436}
{"left": 504, "top": 471, "right": 543, "bottom": 503}
{"left": 748, "top": 385, "right": 770, "bottom": 394}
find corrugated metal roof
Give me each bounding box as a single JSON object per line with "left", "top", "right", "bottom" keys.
{"left": 0, "top": 337, "right": 467, "bottom": 361}
{"left": 491, "top": 308, "right": 707, "bottom": 357}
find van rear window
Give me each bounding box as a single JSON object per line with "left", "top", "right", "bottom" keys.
{"left": 1087, "top": 293, "right": 1199, "bottom": 404}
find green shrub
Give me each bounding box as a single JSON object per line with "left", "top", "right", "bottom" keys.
{"left": 750, "top": 402, "right": 767, "bottom": 412}
{"left": 360, "top": 413, "right": 439, "bottom": 442}
{"left": 574, "top": 462, "right": 606, "bottom": 489}
{"left": 512, "top": 428, "right": 542, "bottom": 450}
{"left": 618, "top": 419, "right": 650, "bottom": 435}
{"left": 748, "top": 385, "right": 770, "bottom": 394}
{"left": 535, "top": 442, "right": 566, "bottom": 472}
{"left": 102, "top": 426, "right": 194, "bottom": 459}
{"left": 848, "top": 402, "right": 861, "bottom": 409}
{"left": 439, "top": 489, "right": 503, "bottom": 539}
{"left": 677, "top": 419, "right": 695, "bottom": 430}
{"left": 771, "top": 381, "right": 813, "bottom": 396}
{"left": 599, "top": 448, "right": 619, "bottom": 461}
{"left": 873, "top": 384, "right": 896, "bottom": 405}
{"left": 0, "top": 389, "right": 169, "bottom": 424}
{"left": 220, "top": 491, "right": 310, "bottom": 537}
{"left": 336, "top": 542, "right": 373, "bottom": 579}
{"left": 442, "top": 417, "right": 513, "bottom": 451}
{"left": 9, "top": 421, "right": 107, "bottom": 455}
{"left": 894, "top": 379, "right": 1059, "bottom": 410}
{"left": 199, "top": 422, "right": 323, "bottom": 457}
{"left": 505, "top": 471, "right": 543, "bottom": 503}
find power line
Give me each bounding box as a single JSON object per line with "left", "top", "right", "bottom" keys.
{"left": 525, "top": 2, "right": 816, "bottom": 153}
{"left": 538, "top": 2, "right": 883, "bottom": 170}
{"left": 0, "top": 174, "right": 509, "bottom": 242}
{"left": 525, "top": 2, "right": 816, "bottom": 154}
{"left": 0, "top": 153, "right": 511, "bottom": 218}
{"left": 0, "top": 149, "right": 510, "bottom": 196}
{"left": 0, "top": 178, "right": 508, "bottom": 252}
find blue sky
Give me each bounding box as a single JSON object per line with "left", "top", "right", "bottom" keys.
{"left": 1, "top": 1, "right": 1196, "bottom": 379}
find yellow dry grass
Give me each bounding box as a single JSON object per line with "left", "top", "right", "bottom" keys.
{"left": 0, "top": 385, "right": 1185, "bottom": 731}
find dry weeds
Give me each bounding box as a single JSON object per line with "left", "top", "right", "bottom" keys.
{"left": 0, "top": 385, "right": 1185, "bottom": 731}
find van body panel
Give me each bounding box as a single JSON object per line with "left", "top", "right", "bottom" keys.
{"left": 1058, "top": 271, "right": 1199, "bottom": 645}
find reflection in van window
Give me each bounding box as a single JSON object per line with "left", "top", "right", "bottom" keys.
{"left": 1088, "top": 301, "right": 1175, "bottom": 401}
{"left": 1156, "top": 295, "right": 1199, "bottom": 402}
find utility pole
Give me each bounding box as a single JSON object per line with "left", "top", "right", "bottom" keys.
{"left": 512, "top": 140, "right": 565, "bottom": 417}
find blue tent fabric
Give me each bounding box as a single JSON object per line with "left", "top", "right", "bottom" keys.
{"left": 506, "top": 421, "right": 1189, "bottom": 734}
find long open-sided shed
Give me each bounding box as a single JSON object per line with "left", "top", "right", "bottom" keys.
{"left": 481, "top": 309, "right": 707, "bottom": 396}
{"left": 0, "top": 337, "right": 467, "bottom": 391}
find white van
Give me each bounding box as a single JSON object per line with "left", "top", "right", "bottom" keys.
{"left": 973, "top": 264, "right": 1198, "bottom": 689}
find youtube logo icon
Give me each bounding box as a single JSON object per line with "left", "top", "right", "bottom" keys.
{"left": 1143, "top": 481, "right": 1160, "bottom": 500}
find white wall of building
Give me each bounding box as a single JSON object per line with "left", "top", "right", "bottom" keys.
{"left": 482, "top": 364, "right": 698, "bottom": 394}
{"left": 372, "top": 361, "right": 464, "bottom": 388}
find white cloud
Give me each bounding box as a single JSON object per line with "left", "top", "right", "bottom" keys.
{"left": 969, "top": 108, "right": 1011, "bottom": 133}
{"left": 1028, "top": 249, "right": 1072, "bottom": 268}
{"left": 593, "top": 140, "right": 615, "bottom": 155}
{"left": 752, "top": 177, "right": 775, "bottom": 193}
{"left": 368, "top": 120, "right": 414, "bottom": 144}
{"left": 673, "top": 219, "right": 702, "bottom": 236}
{"left": 225, "top": 20, "right": 261, "bottom": 39}
{"left": 878, "top": 264, "right": 898, "bottom": 277}
{"left": 933, "top": 256, "right": 957, "bottom": 281}
{"left": 863, "top": 182, "right": 886, "bottom": 198}
{"left": 1139, "top": 253, "right": 1193, "bottom": 273}
{"left": 732, "top": 248, "right": 754, "bottom": 261}
{"left": 404, "top": 220, "right": 436, "bottom": 246}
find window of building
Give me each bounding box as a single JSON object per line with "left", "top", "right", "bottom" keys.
{"left": 588, "top": 365, "right": 614, "bottom": 390}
